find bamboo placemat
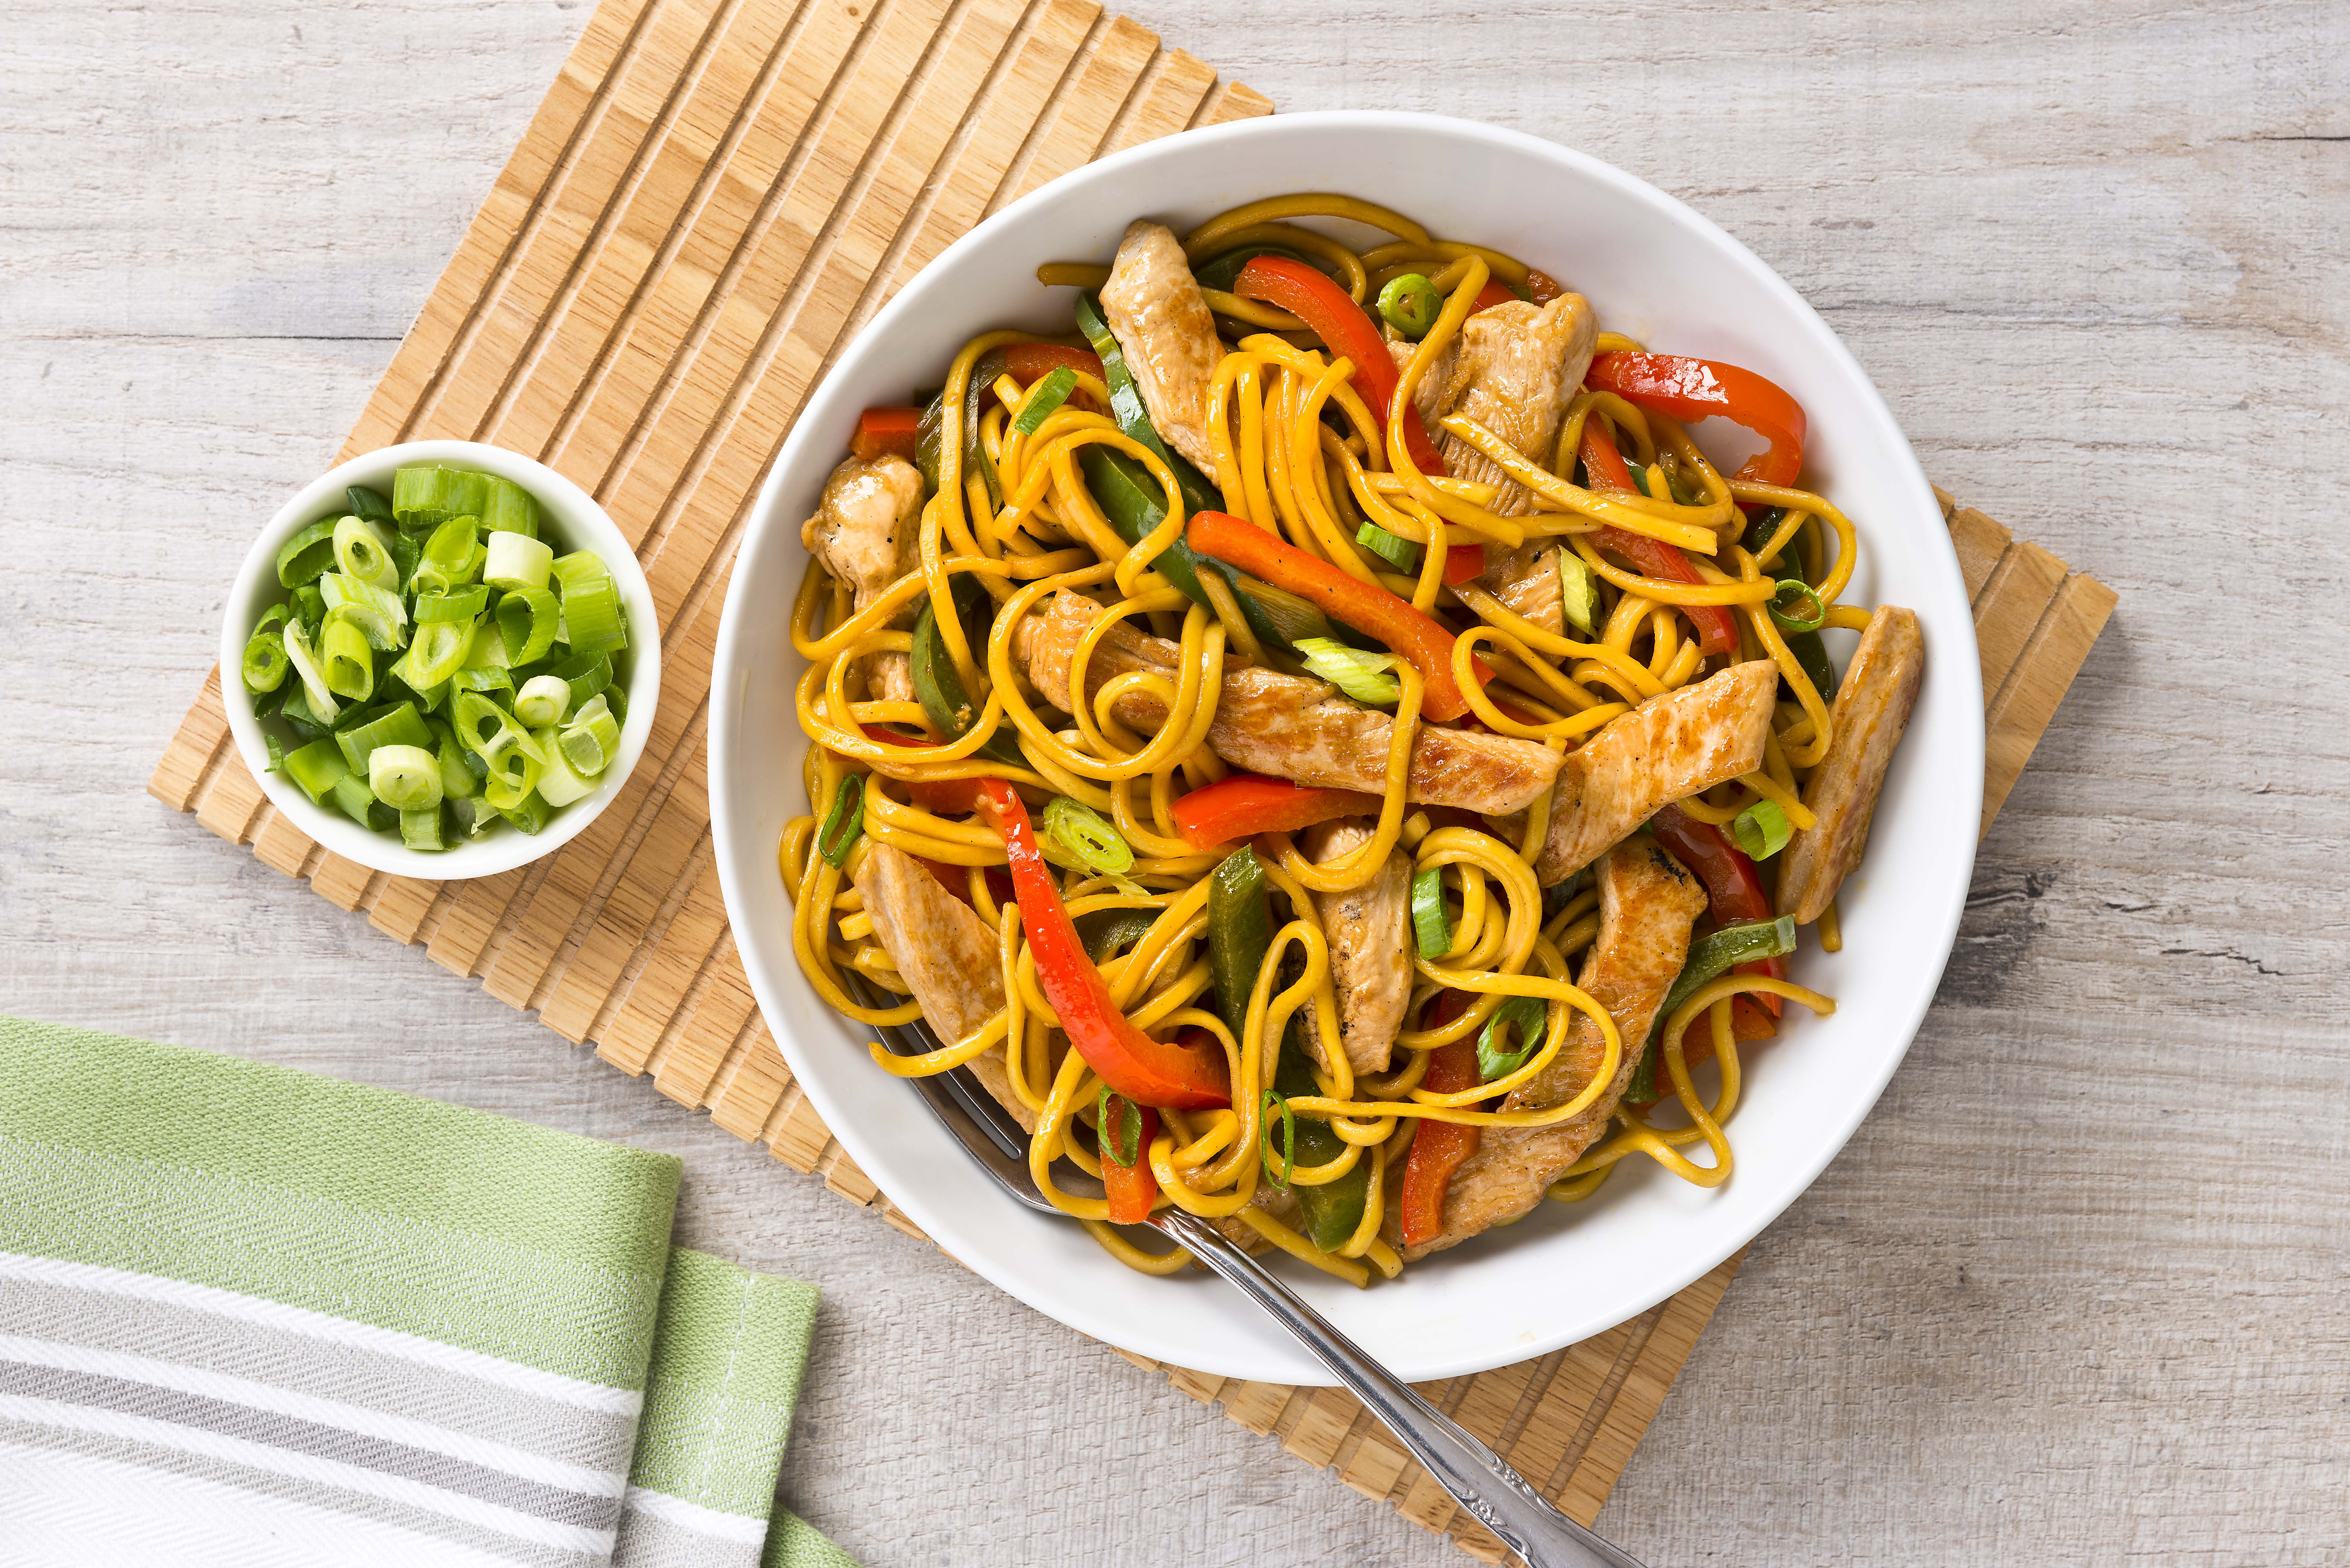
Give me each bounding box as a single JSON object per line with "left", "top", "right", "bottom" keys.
{"left": 146, "top": 0, "right": 2117, "bottom": 1556}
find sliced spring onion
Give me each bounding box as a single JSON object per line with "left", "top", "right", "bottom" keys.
{"left": 389, "top": 617, "right": 473, "bottom": 693}
{"left": 278, "top": 677, "right": 332, "bottom": 737}
{"left": 452, "top": 690, "right": 549, "bottom": 799}
{"left": 292, "top": 583, "right": 326, "bottom": 631}
{"left": 264, "top": 734, "right": 287, "bottom": 773}
{"left": 1630, "top": 915, "right": 1800, "bottom": 1102}
{"left": 1293, "top": 636, "right": 1403, "bottom": 706}
{"left": 1768, "top": 579, "right": 1827, "bottom": 634}
{"left": 1354, "top": 521, "right": 1421, "bottom": 573}
{"left": 334, "top": 701, "right": 431, "bottom": 774}
{"left": 512, "top": 674, "right": 572, "bottom": 729}
{"left": 454, "top": 667, "right": 515, "bottom": 697}
{"left": 345, "top": 485, "right": 395, "bottom": 525}
{"left": 1556, "top": 546, "right": 1600, "bottom": 636}
{"left": 320, "top": 615, "right": 376, "bottom": 702}
{"left": 557, "top": 693, "right": 619, "bottom": 777}
{"left": 1095, "top": 1083, "right": 1143, "bottom": 1168}
{"left": 453, "top": 795, "right": 503, "bottom": 838}
{"left": 1258, "top": 1089, "right": 1297, "bottom": 1191}
{"left": 497, "top": 586, "right": 561, "bottom": 666}
{"left": 1476, "top": 994, "right": 1550, "bottom": 1083}
{"left": 318, "top": 572, "right": 409, "bottom": 650}
{"left": 1040, "top": 795, "right": 1134, "bottom": 875}
{"left": 529, "top": 726, "right": 597, "bottom": 808}
{"left": 548, "top": 648, "right": 612, "bottom": 713}
{"left": 275, "top": 518, "right": 340, "bottom": 588}
{"left": 482, "top": 476, "right": 540, "bottom": 538}
{"left": 1411, "top": 865, "right": 1452, "bottom": 959}
{"left": 602, "top": 682, "right": 627, "bottom": 727}
{"left": 414, "top": 586, "right": 489, "bottom": 623}
{"left": 431, "top": 720, "right": 480, "bottom": 801}
{"left": 282, "top": 739, "right": 349, "bottom": 805}
{"left": 549, "top": 550, "right": 627, "bottom": 653}
{"left": 1376, "top": 272, "right": 1442, "bottom": 338}
{"left": 399, "top": 807, "right": 447, "bottom": 852}
{"left": 484, "top": 530, "right": 553, "bottom": 592}
{"left": 497, "top": 789, "right": 552, "bottom": 835}
{"left": 1731, "top": 798, "right": 1793, "bottom": 860}
{"left": 241, "top": 625, "right": 289, "bottom": 694}
{"left": 409, "top": 516, "right": 484, "bottom": 596}
{"left": 817, "top": 775, "right": 863, "bottom": 868}
{"left": 391, "top": 466, "right": 488, "bottom": 531}
{"left": 330, "top": 773, "right": 380, "bottom": 829}
{"left": 367, "top": 743, "right": 443, "bottom": 812}
{"left": 332, "top": 516, "right": 399, "bottom": 590}
{"left": 281, "top": 619, "right": 340, "bottom": 722}
{"left": 1010, "top": 367, "right": 1078, "bottom": 436}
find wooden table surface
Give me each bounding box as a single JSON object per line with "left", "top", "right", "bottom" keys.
{"left": 6, "top": 2, "right": 2344, "bottom": 1563}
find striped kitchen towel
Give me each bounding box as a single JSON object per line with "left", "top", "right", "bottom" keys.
{"left": 0, "top": 1017, "right": 851, "bottom": 1568}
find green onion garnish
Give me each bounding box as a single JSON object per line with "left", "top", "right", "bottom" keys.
{"left": 367, "top": 744, "right": 443, "bottom": 812}
{"left": 1630, "top": 916, "right": 1798, "bottom": 1102}
{"left": 410, "top": 516, "right": 484, "bottom": 597}
{"left": 1768, "top": 579, "right": 1827, "bottom": 634}
{"left": 497, "top": 586, "right": 561, "bottom": 666}
{"left": 1259, "top": 1089, "right": 1297, "bottom": 1191}
{"left": 817, "top": 775, "right": 864, "bottom": 868}
{"left": 529, "top": 723, "right": 599, "bottom": 807}
{"left": 1354, "top": 522, "right": 1420, "bottom": 573}
{"left": 1293, "top": 635, "right": 1402, "bottom": 706}
{"left": 485, "top": 530, "right": 553, "bottom": 593}
{"left": 497, "top": 789, "right": 552, "bottom": 835}
{"left": 550, "top": 550, "right": 627, "bottom": 654}
{"left": 1011, "top": 366, "right": 1079, "bottom": 436}
{"left": 320, "top": 616, "right": 375, "bottom": 702}
{"left": 391, "top": 466, "right": 488, "bottom": 532}
{"left": 334, "top": 702, "right": 432, "bottom": 775}
{"left": 319, "top": 573, "right": 409, "bottom": 651}
{"left": 399, "top": 807, "right": 447, "bottom": 852}
{"left": 1040, "top": 795, "right": 1133, "bottom": 876}
{"left": 1731, "top": 798, "right": 1793, "bottom": 860}
{"left": 414, "top": 586, "right": 489, "bottom": 623}
{"left": 548, "top": 648, "right": 612, "bottom": 714}
{"left": 332, "top": 516, "right": 399, "bottom": 591}
{"left": 1411, "top": 865, "right": 1452, "bottom": 960}
{"left": 482, "top": 476, "right": 540, "bottom": 539}
{"left": 512, "top": 674, "right": 572, "bottom": 730}
{"left": 283, "top": 739, "right": 348, "bottom": 805}
{"left": 241, "top": 622, "right": 290, "bottom": 695}
{"left": 345, "top": 485, "right": 395, "bottom": 525}
{"left": 1475, "top": 994, "right": 1550, "bottom": 1083}
{"left": 276, "top": 518, "right": 340, "bottom": 589}
{"left": 557, "top": 694, "right": 619, "bottom": 778}
{"left": 1557, "top": 547, "right": 1600, "bottom": 635}
{"left": 1376, "top": 273, "right": 1442, "bottom": 339}
{"left": 1095, "top": 1083, "right": 1143, "bottom": 1169}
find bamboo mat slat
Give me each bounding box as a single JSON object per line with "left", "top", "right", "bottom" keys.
{"left": 146, "top": 1, "right": 2114, "bottom": 1556}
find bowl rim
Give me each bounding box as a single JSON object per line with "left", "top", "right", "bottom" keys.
{"left": 710, "top": 109, "right": 1984, "bottom": 1382}
{"left": 217, "top": 438, "right": 663, "bottom": 881}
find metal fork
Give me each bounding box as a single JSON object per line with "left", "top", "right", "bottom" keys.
{"left": 851, "top": 984, "right": 1648, "bottom": 1568}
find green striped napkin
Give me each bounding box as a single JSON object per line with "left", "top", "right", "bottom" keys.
{"left": 0, "top": 1017, "right": 853, "bottom": 1568}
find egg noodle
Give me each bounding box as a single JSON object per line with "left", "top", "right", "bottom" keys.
{"left": 779, "top": 194, "right": 1854, "bottom": 1282}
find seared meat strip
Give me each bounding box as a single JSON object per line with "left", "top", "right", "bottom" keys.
{"left": 850, "top": 843, "right": 1034, "bottom": 1132}
{"left": 1527, "top": 659, "right": 1779, "bottom": 884}
{"left": 1013, "top": 591, "right": 1563, "bottom": 816}
{"left": 1099, "top": 220, "right": 1223, "bottom": 474}
{"left": 1776, "top": 606, "right": 1925, "bottom": 924}
{"left": 1300, "top": 818, "right": 1413, "bottom": 1074}
{"left": 1394, "top": 839, "right": 1705, "bottom": 1259}
{"left": 1393, "top": 294, "right": 1598, "bottom": 516}
{"left": 1475, "top": 542, "right": 1563, "bottom": 636}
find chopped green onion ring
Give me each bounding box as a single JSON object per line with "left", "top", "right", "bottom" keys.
{"left": 332, "top": 516, "right": 399, "bottom": 590}
{"left": 1259, "top": 1089, "right": 1297, "bottom": 1191}
{"left": 1411, "top": 865, "right": 1452, "bottom": 960}
{"left": 558, "top": 694, "right": 619, "bottom": 778}
{"left": 319, "top": 572, "right": 409, "bottom": 650}
{"left": 320, "top": 615, "right": 375, "bottom": 702}
{"left": 276, "top": 518, "right": 340, "bottom": 588}
{"left": 241, "top": 626, "right": 290, "bottom": 694}
{"left": 485, "top": 530, "right": 554, "bottom": 593}
{"left": 550, "top": 550, "right": 627, "bottom": 653}
{"left": 1731, "top": 798, "right": 1793, "bottom": 860}
{"left": 1376, "top": 273, "right": 1442, "bottom": 338}
{"left": 529, "top": 725, "right": 598, "bottom": 807}
{"left": 414, "top": 586, "right": 489, "bottom": 623}
{"left": 1476, "top": 993, "right": 1550, "bottom": 1083}
{"left": 1354, "top": 522, "right": 1420, "bottom": 573}
{"left": 1768, "top": 579, "right": 1828, "bottom": 634}
{"left": 497, "top": 586, "right": 561, "bottom": 666}
{"left": 817, "top": 775, "right": 864, "bottom": 868}
{"left": 280, "top": 619, "right": 340, "bottom": 722}
{"left": 390, "top": 618, "right": 473, "bottom": 693}
{"left": 345, "top": 485, "right": 395, "bottom": 525}
{"left": 283, "top": 739, "right": 349, "bottom": 805}
{"left": 367, "top": 743, "right": 443, "bottom": 812}
{"left": 1293, "top": 636, "right": 1402, "bottom": 706}
{"left": 513, "top": 674, "right": 572, "bottom": 729}
{"left": 1039, "top": 795, "right": 1134, "bottom": 876}
{"left": 497, "top": 789, "right": 552, "bottom": 835}
{"left": 482, "top": 475, "right": 540, "bottom": 538}
{"left": 1557, "top": 547, "right": 1600, "bottom": 636}
{"left": 399, "top": 807, "right": 446, "bottom": 852}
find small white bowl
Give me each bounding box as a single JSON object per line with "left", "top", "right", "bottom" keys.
{"left": 219, "top": 440, "right": 661, "bottom": 880}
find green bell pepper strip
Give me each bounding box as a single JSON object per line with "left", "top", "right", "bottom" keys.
{"left": 1626, "top": 916, "right": 1798, "bottom": 1103}
{"left": 1075, "top": 907, "right": 1160, "bottom": 963}
{"left": 1271, "top": 1037, "right": 1370, "bottom": 1252}
{"left": 1072, "top": 291, "right": 1220, "bottom": 517}
{"left": 909, "top": 587, "right": 1026, "bottom": 768}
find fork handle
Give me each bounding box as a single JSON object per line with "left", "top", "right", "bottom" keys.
{"left": 1155, "top": 1210, "right": 1648, "bottom": 1568}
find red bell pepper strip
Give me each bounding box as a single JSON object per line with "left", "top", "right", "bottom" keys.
{"left": 1001, "top": 343, "right": 1102, "bottom": 386}
{"left": 1099, "top": 1094, "right": 1160, "bottom": 1223}
{"left": 1651, "top": 806, "right": 1786, "bottom": 1021}
{"left": 851, "top": 407, "right": 924, "bottom": 462}
{"left": 976, "top": 779, "right": 1232, "bottom": 1110}
{"left": 1186, "top": 509, "right": 1491, "bottom": 722}
{"left": 1470, "top": 279, "right": 1517, "bottom": 313}
{"left": 1399, "top": 993, "right": 1482, "bottom": 1248}
{"left": 1577, "top": 421, "right": 1741, "bottom": 657}
{"left": 1442, "top": 544, "right": 1486, "bottom": 585}
{"left": 1233, "top": 256, "right": 1447, "bottom": 477}
{"left": 1170, "top": 773, "right": 1383, "bottom": 852}
{"left": 1585, "top": 352, "right": 1807, "bottom": 488}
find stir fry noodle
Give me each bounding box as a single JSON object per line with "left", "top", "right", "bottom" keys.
{"left": 780, "top": 194, "right": 1923, "bottom": 1280}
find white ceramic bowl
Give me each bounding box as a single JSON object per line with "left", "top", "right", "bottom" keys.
{"left": 220, "top": 439, "right": 661, "bottom": 880}
{"left": 710, "top": 112, "right": 1983, "bottom": 1383}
